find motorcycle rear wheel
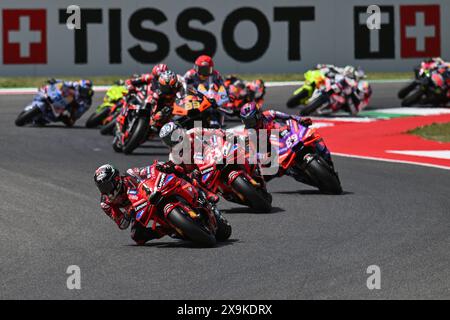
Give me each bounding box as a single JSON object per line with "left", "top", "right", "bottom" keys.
{"left": 15, "top": 107, "right": 42, "bottom": 127}
{"left": 167, "top": 207, "right": 217, "bottom": 247}
{"left": 231, "top": 176, "right": 272, "bottom": 213}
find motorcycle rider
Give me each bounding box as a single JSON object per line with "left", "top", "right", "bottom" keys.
{"left": 224, "top": 75, "right": 266, "bottom": 107}
{"left": 158, "top": 122, "right": 227, "bottom": 204}
{"left": 145, "top": 70, "right": 186, "bottom": 130}
{"left": 239, "top": 102, "right": 327, "bottom": 180}
{"left": 125, "top": 63, "right": 169, "bottom": 91}
{"left": 45, "top": 78, "right": 94, "bottom": 126}
{"left": 240, "top": 102, "right": 312, "bottom": 132}
{"left": 94, "top": 164, "right": 173, "bottom": 245}
{"left": 184, "top": 55, "right": 225, "bottom": 91}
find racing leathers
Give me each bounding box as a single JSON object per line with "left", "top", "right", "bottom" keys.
{"left": 184, "top": 69, "right": 225, "bottom": 92}
{"left": 41, "top": 79, "right": 93, "bottom": 126}
{"left": 99, "top": 165, "right": 171, "bottom": 245}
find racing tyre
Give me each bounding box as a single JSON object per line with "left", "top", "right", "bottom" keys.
{"left": 167, "top": 207, "right": 216, "bottom": 247}
{"left": 15, "top": 107, "right": 42, "bottom": 127}
{"left": 122, "top": 117, "right": 149, "bottom": 155}
{"left": 100, "top": 119, "right": 116, "bottom": 135}
{"left": 397, "top": 81, "right": 418, "bottom": 99}
{"left": 112, "top": 137, "right": 123, "bottom": 153}
{"left": 231, "top": 176, "right": 272, "bottom": 213}
{"left": 299, "top": 94, "right": 329, "bottom": 116}
{"left": 401, "top": 89, "right": 423, "bottom": 107}
{"left": 85, "top": 109, "right": 109, "bottom": 128}
{"left": 215, "top": 215, "right": 232, "bottom": 242}
{"left": 303, "top": 155, "right": 342, "bottom": 194}
{"left": 286, "top": 89, "right": 309, "bottom": 108}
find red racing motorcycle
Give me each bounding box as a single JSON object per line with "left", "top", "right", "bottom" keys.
{"left": 128, "top": 162, "right": 232, "bottom": 247}
{"left": 194, "top": 131, "right": 272, "bottom": 212}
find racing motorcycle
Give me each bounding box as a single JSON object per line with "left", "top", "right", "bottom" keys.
{"left": 113, "top": 86, "right": 154, "bottom": 154}
{"left": 269, "top": 118, "right": 342, "bottom": 194}
{"left": 172, "top": 88, "right": 227, "bottom": 129}
{"left": 286, "top": 69, "right": 325, "bottom": 109}
{"left": 298, "top": 75, "right": 368, "bottom": 116}
{"left": 98, "top": 101, "right": 122, "bottom": 136}
{"left": 15, "top": 83, "right": 76, "bottom": 127}
{"left": 128, "top": 162, "right": 232, "bottom": 247}
{"left": 85, "top": 84, "right": 127, "bottom": 128}
{"left": 193, "top": 130, "right": 272, "bottom": 212}
{"left": 398, "top": 67, "right": 449, "bottom": 107}
{"left": 223, "top": 78, "right": 265, "bottom": 118}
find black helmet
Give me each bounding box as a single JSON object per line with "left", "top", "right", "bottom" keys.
{"left": 158, "top": 70, "right": 179, "bottom": 94}
{"left": 94, "top": 164, "right": 122, "bottom": 200}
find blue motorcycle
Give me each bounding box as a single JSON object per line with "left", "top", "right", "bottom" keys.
{"left": 15, "top": 83, "right": 75, "bottom": 127}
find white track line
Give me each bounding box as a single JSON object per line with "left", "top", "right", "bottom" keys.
{"left": 333, "top": 152, "right": 450, "bottom": 171}
{"left": 0, "top": 79, "right": 410, "bottom": 95}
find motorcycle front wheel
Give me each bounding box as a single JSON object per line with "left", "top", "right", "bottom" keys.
{"left": 299, "top": 94, "right": 329, "bottom": 116}
{"left": 122, "top": 117, "right": 149, "bottom": 155}
{"left": 231, "top": 176, "right": 272, "bottom": 213}
{"left": 302, "top": 155, "right": 342, "bottom": 194}
{"left": 85, "top": 108, "right": 109, "bottom": 128}
{"left": 398, "top": 81, "right": 418, "bottom": 99}
{"left": 15, "top": 107, "right": 42, "bottom": 127}
{"left": 401, "top": 89, "right": 424, "bottom": 107}
{"left": 167, "top": 207, "right": 217, "bottom": 247}
{"left": 100, "top": 118, "right": 117, "bottom": 135}
{"left": 286, "top": 89, "right": 309, "bottom": 108}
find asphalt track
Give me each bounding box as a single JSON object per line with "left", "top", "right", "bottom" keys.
{"left": 0, "top": 83, "right": 449, "bottom": 299}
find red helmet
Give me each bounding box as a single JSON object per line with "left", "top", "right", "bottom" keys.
{"left": 195, "top": 55, "right": 214, "bottom": 77}
{"left": 152, "top": 63, "right": 168, "bottom": 77}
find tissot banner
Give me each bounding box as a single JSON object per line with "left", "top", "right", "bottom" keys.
{"left": 0, "top": 0, "right": 448, "bottom": 75}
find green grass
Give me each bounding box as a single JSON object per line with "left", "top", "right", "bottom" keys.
{"left": 0, "top": 72, "right": 413, "bottom": 88}
{"left": 408, "top": 122, "right": 450, "bottom": 142}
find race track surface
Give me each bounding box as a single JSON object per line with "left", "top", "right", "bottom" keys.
{"left": 0, "top": 83, "right": 449, "bottom": 299}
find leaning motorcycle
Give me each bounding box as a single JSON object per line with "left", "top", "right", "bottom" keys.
{"left": 299, "top": 76, "right": 364, "bottom": 116}
{"left": 398, "top": 68, "right": 448, "bottom": 107}
{"left": 269, "top": 119, "right": 342, "bottom": 194}
{"left": 85, "top": 84, "right": 127, "bottom": 128}
{"left": 286, "top": 69, "right": 325, "bottom": 109}
{"left": 113, "top": 86, "right": 153, "bottom": 154}
{"left": 129, "top": 163, "right": 232, "bottom": 247}
{"left": 194, "top": 130, "right": 273, "bottom": 212}
{"left": 172, "top": 90, "right": 226, "bottom": 129}
{"left": 15, "top": 83, "right": 75, "bottom": 127}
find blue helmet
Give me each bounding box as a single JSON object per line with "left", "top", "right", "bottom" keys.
{"left": 78, "top": 79, "right": 93, "bottom": 99}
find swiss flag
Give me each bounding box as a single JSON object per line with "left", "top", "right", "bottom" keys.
{"left": 2, "top": 9, "right": 47, "bottom": 64}
{"left": 400, "top": 5, "right": 440, "bottom": 58}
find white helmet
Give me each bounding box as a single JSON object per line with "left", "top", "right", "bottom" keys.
{"left": 159, "top": 122, "right": 183, "bottom": 147}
